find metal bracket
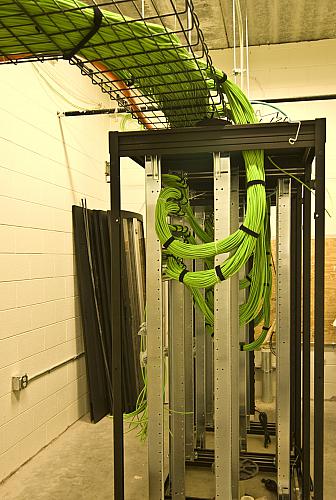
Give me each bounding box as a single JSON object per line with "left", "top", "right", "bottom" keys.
{"left": 289, "top": 121, "right": 301, "bottom": 145}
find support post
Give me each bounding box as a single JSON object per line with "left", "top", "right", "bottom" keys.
{"left": 302, "top": 163, "right": 311, "bottom": 500}
{"left": 239, "top": 265, "right": 249, "bottom": 451}
{"left": 295, "top": 188, "right": 302, "bottom": 452}
{"left": 184, "top": 258, "right": 195, "bottom": 460}
{"left": 276, "top": 178, "right": 291, "bottom": 499}
{"left": 205, "top": 316, "right": 214, "bottom": 427}
{"left": 146, "top": 156, "right": 165, "bottom": 500}
{"left": 169, "top": 280, "right": 186, "bottom": 498}
{"left": 194, "top": 207, "right": 206, "bottom": 448}
{"left": 290, "top": 190, "right": 297, "bottom": 446}
{"left": 313, "top": 118, "right": 326, "bottom": 500}
{"left": 230, "top": 165, "right": 240, "bottom": 499}
{"left": 109, "top": 132, "right": 124, "bottom": 500}
{"left": 214, "top": 153, "right": 239, "bottom": 499}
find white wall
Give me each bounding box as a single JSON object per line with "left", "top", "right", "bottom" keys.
{"left": 0, "top": 61, "right": 112, "bottom": 481}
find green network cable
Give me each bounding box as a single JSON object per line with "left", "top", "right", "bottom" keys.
{"left": 160, "top": 178, "right": 272, "bottom": 333}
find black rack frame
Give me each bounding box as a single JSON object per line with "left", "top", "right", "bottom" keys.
{"left": 0, "top": 0, "right": 226, "bottom": 128}
{"left": 109, "top": 119, "right": 326, "bottom": 500}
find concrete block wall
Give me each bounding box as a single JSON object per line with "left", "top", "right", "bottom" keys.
{"left": 0, "top": 61, "right": 112, "bottom": 481}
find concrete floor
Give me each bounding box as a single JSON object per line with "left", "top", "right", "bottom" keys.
{"left": 0, "top": 402, "right": 335, "bottom": 499}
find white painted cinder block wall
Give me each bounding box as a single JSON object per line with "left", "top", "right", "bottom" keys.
{"left": 211, "top": 39, "right": 336, "bottom": 400}
{"left": 0, "top": 61, "right": 114, "bottom": 481}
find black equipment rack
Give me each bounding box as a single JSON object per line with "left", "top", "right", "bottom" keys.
{"left": 109, "top": 118, "right": 326, "bottom": 500}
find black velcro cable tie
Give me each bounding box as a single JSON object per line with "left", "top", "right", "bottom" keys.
{"left": 240, "top": 342, "right": 245, "bottom": 351}
{"left": 64, "top": 6, "right": 103, "bottom": 60}
{"left": 246, "top": 275, "right": 252, "bottom": 283}
{"left": 163, "top": 236, "right": 175, "bottom": 249}
{"left": 218, "top": 72, "right": 228, "bottom": 83}
{"left": 262, "top": 325, "right": 270, "bottom": 331}
{"left": 240, "top": 224, "right": 259, "bottom": 239}
{"left": 266, "top": 251, "right": 271, "bottom": 255}
{"left": 215, "top": 265, "right": 225, "bottom": 282}
{"left": 246, "top": 180, "right": 266, "bottom": 188}
{"left": 175, "top": 192, "right": 184, "bottom": 202}
{"left": 179, "top": 269, "right": 188, "bottom": 283}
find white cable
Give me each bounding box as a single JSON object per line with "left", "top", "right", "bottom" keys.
{"left": 233, "top": 0, "right": 237, "bottom": 83}
{"left": 263, "top": 318, "right": 276, "bottom": 345}
{"left": 32, "top": 63, "right": 102, "bottom": 109}
{"left": 245, "top": 11, "right": 250, "bottom": 98}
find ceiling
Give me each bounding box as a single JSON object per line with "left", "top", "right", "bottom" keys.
{"left": 194, "top": 0, "right": 336, "bottom": 50}
{"left": 102, "top": 0, "right": 336, "bottom": 50}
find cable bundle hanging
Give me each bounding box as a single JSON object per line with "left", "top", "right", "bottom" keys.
{"left": 0, "top": 0, "right": 225, "bottom": 128}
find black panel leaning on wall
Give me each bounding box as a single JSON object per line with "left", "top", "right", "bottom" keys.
{"left": 72, "top": 206, "right": 145, "bottom": 423}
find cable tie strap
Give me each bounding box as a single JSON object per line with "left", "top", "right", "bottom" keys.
{"left": 217, "top": 72, "right": 228, "bottom": 83}
{"left": 246, "top": 180, "right": 266, "bottom": 188}
{"left": 240, "top": 342, "right": 245, "bottom": 351}
{"left": 179, "top": 269, "right": 188, "bottom": 283}
{"left": 175, "top": 192, "right": 184, "bottom": 202}
{"left": 240, "top": 224, "right": 259, "bottom": 238}
{"left": 266, "top": 251, "right": 271, "bottom": 255}
{"left": 215, "top": 265, "right": 225, "bottom": 282}
{"left": 246, "top": 275, "right": 252, "bottom": 283}
{"left": 64, "top": 6, "right": 103, "bottom": 60}
{"left": 262, "top": 326, "right": 270, "bottom": 331}
{"left": 163, "top": 236, "right": 175, "bottom": 249}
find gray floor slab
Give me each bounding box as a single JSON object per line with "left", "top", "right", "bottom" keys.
{"left": 0, "top": 403, "right": 335, "bottom": 499}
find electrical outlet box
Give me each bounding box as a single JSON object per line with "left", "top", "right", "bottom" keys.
{"left": 12, "top": 374, "right": 29, "bottom": 391}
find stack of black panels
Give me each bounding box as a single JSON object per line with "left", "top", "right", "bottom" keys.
{"left": 72, "top": 206, "right": 145, "bottom": 423}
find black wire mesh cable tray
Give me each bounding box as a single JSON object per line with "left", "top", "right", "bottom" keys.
{"left": 0, "top": 0, "right": 227, "bottom": 128}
